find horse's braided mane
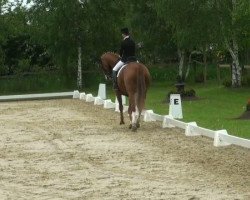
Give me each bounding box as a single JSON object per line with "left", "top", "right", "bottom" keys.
{"left": 102, "top": 51, "right": 120, "bottom": 58}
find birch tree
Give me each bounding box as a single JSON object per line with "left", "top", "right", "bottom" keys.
{"left": 155, "top": 0, "right": 214, "bottom": 81}
{"left": 214, "top": 0, "right": 250, "bottom": 87}
{"left": 30, "top": 0, "right": 126, "bottom": 88}
{"left": 30, "top": 0, "right": 87, "bottom": 89}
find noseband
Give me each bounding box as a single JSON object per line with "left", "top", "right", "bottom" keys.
{"left": 99, "top": 63, "right": 112, "bottom": 80}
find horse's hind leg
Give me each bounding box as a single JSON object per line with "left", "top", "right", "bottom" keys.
{"left": 116, "top": 92, "right": 124, "bottom": 125}
{"left": 128, "top": 102, "right": 132, "bottom": 129}
{"left": 128, "top": 94, "right": 138, "bottom": 131}
{"left": 136, "top": 112, "right": 141, "bottom": 128}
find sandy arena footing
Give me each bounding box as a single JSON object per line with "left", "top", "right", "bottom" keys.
{"left": 0, "top": 99, "right": 249, "bottom": 200}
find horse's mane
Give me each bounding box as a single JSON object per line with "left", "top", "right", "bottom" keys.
{"left": 102, "top": 51, "right": 120, "bottom": 59}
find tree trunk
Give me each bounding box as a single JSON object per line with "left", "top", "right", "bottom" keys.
{"left": 203, "top": 47, "right": 207, "bottom": 83}
{"left": 185, "top": 52, "right": 192, "bottom": 80}
{"left": 178, "top": 49, "right": 185, "bottom": 80}
{"left": 226, "top": 0, "right": 241, "bottom": 87}
{"left": 226, "top": 37, "right": 241, "bottom": 87}
{"left": 77, "top": 45, "right": 82, "bottom": 89}
{"left": 216, "top": 0, "right": 242, "bottom": 87}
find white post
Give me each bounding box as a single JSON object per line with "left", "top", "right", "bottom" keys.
{"left": 143, "top": 110, "right": 155, "bottom": 122}
{"left": 98, "top": 83, "right": 106, "bottom": 100}
{"left": 185, "top": 122, "right": 199, "bottom": 136}
{"left": 169, "top": 94, "right": 183, "bottom": 119}
{"left": 214, "top": 130, "right": 231, "bottom": 147}
{"left": 104, "top": 99, "right": 116, "bottom": 109}
{"left": 79, "top": 92, "right": 86, "bottom": 100}
{"left": 73, "top": 90, "right": 80, "bottom": 99}
{"left": 162, "top": 115, "right": 175, "bottom": 128}
{"left": 85, "top": 94, "right": 95, "bottom": 102}
{"left": 115, "top": 95, "right": 126, "bottom": 112}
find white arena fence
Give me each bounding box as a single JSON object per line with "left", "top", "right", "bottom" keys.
{"left": 76, "top": 84, "right": 250, "bottom": 149}
{"left": 0, "top": 87, "right": 249, "bottom": 149}
{"left": 0, "top": 91, "right": 74, "bottom": 102}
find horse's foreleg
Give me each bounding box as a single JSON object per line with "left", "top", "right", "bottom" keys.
{"left": 116, "top": 93, "right": 124, "bottom": 125}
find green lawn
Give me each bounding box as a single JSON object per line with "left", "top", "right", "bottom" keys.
{"left": 146, "top": 81, "right": 250, "bottom": 139}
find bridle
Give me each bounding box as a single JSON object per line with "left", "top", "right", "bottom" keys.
{"left": 99, "top": 53, "right": 120, "bottom": 81}
{"left": 98, "top": 62, "right": 112, "bottom": 80}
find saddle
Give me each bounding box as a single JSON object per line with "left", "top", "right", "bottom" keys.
{"left": 117, "top": 59, "right": 139, "bottom": 77}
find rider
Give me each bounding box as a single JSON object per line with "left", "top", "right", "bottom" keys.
{"left": 112, "top": 27, "right": 136, "bottom": 90}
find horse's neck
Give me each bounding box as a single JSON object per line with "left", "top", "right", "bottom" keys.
{"left": 109, "top": 55, "right": 119, "bottom": 68}
{"left": 110, "top": 52, "right": 119, "bottom": 59}
{"left": 102, "top": 53, "right": 119, "bottom": 71}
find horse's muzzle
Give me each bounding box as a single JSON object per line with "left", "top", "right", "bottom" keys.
{"left": 105, "top": 75, "right": 112, "bottom": 81}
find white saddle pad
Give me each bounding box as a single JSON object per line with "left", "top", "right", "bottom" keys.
{"left": 117, "top": 64, "right": 127, "bottom": 77}
{"left": 117, "top": 61, "right": 139, "bottom": 77}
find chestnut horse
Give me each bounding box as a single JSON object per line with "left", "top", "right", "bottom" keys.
{"left": 100, "top": 52, "right": 150, "bottom": 131}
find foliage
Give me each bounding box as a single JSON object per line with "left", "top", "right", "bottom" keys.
{"left": 247, "top": 99, "right": 250, "bottom": 111}
{"left": 148, "top": 65, "right": 178, "bottom": 82}
{"left": 0, "top": 0, "right": 249, "bottom": 89}
{"left": 167, "top": 88, "right": 196, "bottom": 99}
{"left": 222, "top": 78, "right": 232, "bottom": 88}
{"left": 241, "top": 75, "right": 250, "bottom": 86}
{"left": 0, "top": 72, "right": 75, "bottom": 95}
{"left": 128, "top": 0, "right": 177, "bottom": 64}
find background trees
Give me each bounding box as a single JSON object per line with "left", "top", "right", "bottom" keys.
{"left": 213, "top": 0, "right": 250, "bottom": 87}
{"left": 0, "top": 0, "right": 249, "bottom": 88}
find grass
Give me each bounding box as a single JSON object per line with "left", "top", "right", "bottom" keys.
{"left": 0, "top": 73, "right": 76, "bottom": 95}
{"left": 146, "top": 81, "right": 250, "bottom": 139}
{"left": 0, "top": 71, "right": 102, "bottom": 95}
{"left": 86, "top": 80, "right": 250, "bottom": 139}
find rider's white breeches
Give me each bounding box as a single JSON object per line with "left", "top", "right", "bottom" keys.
{"left": 113, "top": 60, "right": 124, "bottom": 71}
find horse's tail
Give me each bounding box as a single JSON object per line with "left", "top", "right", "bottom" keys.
{"left": 136, "top": 65, "right": 146, "bottom": 114}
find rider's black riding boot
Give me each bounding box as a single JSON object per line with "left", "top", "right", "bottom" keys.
{"left": 112, "top": 70, "right": 118, "bottom": 90}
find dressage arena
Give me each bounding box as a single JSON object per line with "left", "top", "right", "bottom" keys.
{"left": 0, "top": 99, "right": 249, "bottom": 199}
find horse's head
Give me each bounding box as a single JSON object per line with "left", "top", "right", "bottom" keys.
{"left": 100, "top": 52, "right": 120, "bottom": 80}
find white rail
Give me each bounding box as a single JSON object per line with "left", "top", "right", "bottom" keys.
{"left": 0, "top": 91, "right": 74, "bottom": 102}
{"left": 1, "top": 86, "right": 249, "bottom": 149}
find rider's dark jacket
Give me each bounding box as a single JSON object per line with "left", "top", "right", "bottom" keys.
{"left": 119, "top": 36, "right": 136, "bottom": 62}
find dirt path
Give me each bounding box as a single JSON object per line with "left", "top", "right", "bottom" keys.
{"left": 0, "top": 99, "right": 249, "bottom": 200}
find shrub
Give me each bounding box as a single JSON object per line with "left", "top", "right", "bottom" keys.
{"left": 0, "top": 65, "right": 8, "bottom": 76}
{"left": 242, "top": 76, "right": 250, "bottom": 86}
{"left": 16, "top": 59, "right": 31, "bottom": 73}
{"left": 246, "top": 99, "right": 250, "bottom": 111}
{"left": 195, "top": 72, "right": 204, "bottom": 83}
{"left": 186, "top": 89, "right": 196, "bottom": 97}
{"left": 167, "top": 88, "right": 196, "bottom": 100}
{"left": 222, "top": 78, "right": 231, "bottom": 88}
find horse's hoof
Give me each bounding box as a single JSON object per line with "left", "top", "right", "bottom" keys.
{"left": 120, "top": 121, "right": 125, "bottom": 125}
{"left": 131, "top": 126, "right": 137, "bottom": 132}
{"left": 136, "top": 123, "right": 140, "bottom": 128}
{"left": 129, "top": 124, "right": 132, "bottom": 129}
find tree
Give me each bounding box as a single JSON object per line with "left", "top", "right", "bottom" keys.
{"left": 213, "top": 0, "right": 250, "bottom": 87}
{"left": 30, "top": 0, "right": 128, "bottom": 88}
{"left": 30, "top": 0, "right": 89, "bottom": 88}
{"left": 0, "top": 0, "right": 31, "bottom": 75}
{"left": 154, "top": 0, "right": 214, "bottom": 80}
{"left": 128, "top": 0, "right": 177, "bottom": 64}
